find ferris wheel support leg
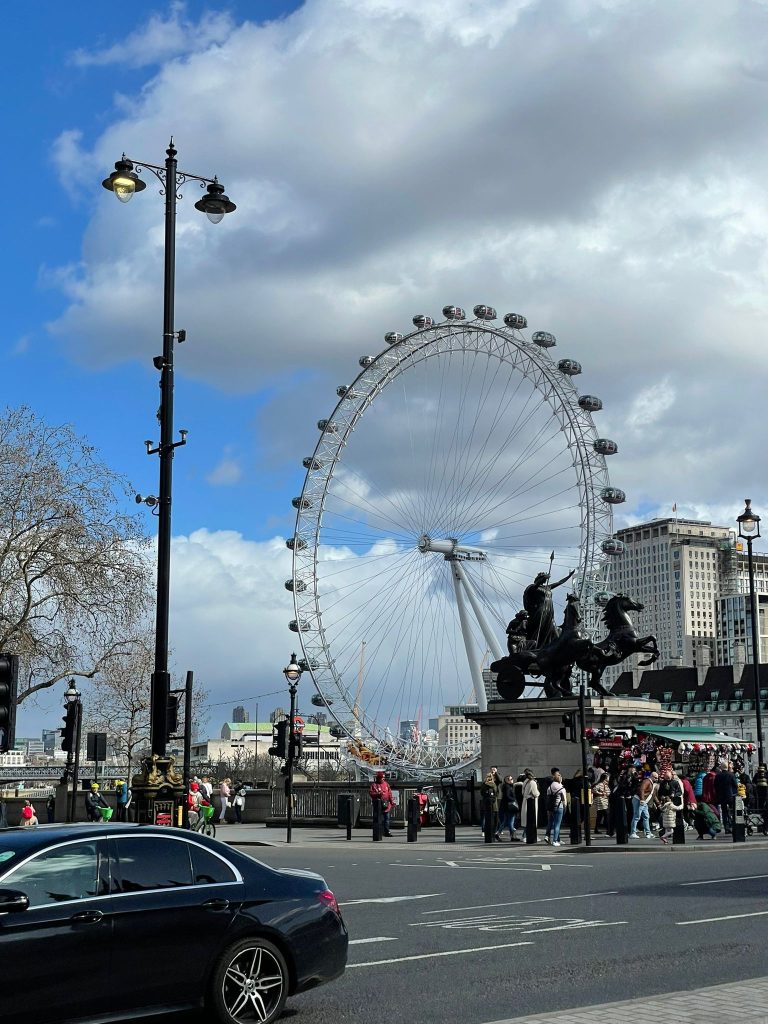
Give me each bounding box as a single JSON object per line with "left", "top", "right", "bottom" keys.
{"left": 452, "top": 561, "right": 505, "bottom": 662}
{"left": 451, "top": 564, "right": 488, "bottom": 712}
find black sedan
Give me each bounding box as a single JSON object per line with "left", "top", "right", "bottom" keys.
{"left": 0, "top": 823, "right": 347, "bottom": 1023}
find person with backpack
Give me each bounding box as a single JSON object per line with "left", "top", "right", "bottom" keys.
{"left": 495, "top": 774, "right": 518, "bottom": 842}
{"left": 657, "top": 768, "right": 684, "bottom": 844}
{"left": 544, "top": 771, "right": 567, "bottom": 846}
{"left": 629, "top": 771, "right": 654, "bottom": 839}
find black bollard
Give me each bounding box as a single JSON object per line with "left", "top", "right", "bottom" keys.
{"left": 614, "top": 795, "right": 628, "bottom": 845}
{"left": 672, "top": 810, "right": 686, "bottom": 845}
{"left": 482, "top": 794, "right": 495, "bottom": 844}
{"left": 444, "top": 792, "right": 456, "bottom": 843}
{"left": 372, "top": 796, "right": 383, "bottom": 842}
{"left": 407, "top": 797, "right": 419, "bottom": 843}
{"left": 525, "top": 797, "right": 537, "bottom": 844}
{"left": 569, "top": 795, "right": 582, "bottom": 846}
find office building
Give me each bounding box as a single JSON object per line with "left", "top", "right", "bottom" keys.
{"left": 232, "top": 705, "right": 250, "bottom": 723}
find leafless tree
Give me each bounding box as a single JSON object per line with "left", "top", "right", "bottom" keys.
{"left": 0, "top": 406, "right": 154, "bottom": 702}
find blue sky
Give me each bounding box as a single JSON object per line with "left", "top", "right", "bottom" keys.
{"left": 5, "top": 1, "right": 768, "bottom": 742}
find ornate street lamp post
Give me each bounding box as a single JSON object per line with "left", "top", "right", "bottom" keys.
{"left": 63, "top": 679, "right": 82, "bottom": 823}
{"left": 102, "top": 142, "right": 235, "bottom": 821}
{"left": 283, "top": 654, "right": 303, "bottom": 843}
{"left": 737, "top": 498, "right": 764, "bottom": 765}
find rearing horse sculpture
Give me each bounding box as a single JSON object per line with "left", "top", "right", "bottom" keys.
{"left": 573, "top": 593, "right": 660, "bottom": 694}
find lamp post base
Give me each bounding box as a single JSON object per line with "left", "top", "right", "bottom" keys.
{"left": 130, "top": 753, "right": 185, "bottom": 826}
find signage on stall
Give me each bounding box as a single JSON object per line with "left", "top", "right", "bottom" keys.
{"left": 598, "top": 737, "right": 625, "bottom": 749}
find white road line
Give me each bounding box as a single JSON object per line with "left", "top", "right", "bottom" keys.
{"left": 347, "top": 941, "right": 534, "bottom": 968}
{"left": 391, "top": 864, "right": 555, "bottom": 874}
{"left": 349, "top": 937, "right": 397, "bottom": 945}
{"left": 422, "top": 892, "right": 619, "bottom": 915}
{"left": 542, "top": 864, "right": 551, "bottom": 871}
{"left": 680, "top": 874, "right": 768, "bottom": 887}
{"left": 677, "top": 910, "right": 768, "bottom": 926}
{"left": 521, "top": 921, "right": 628, "bottom": 934}
{"left": 340, "top": 893, "right": 444, "bottom": 906}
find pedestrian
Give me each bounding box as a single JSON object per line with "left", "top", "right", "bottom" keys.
{"left": 520, "top": 769, "right": 540, "bottom": 841}
{"left": 481, "top": 771, "right": 500, "bottom": 838}
{"left": 629, "top": 771, "right": 654, "bottom": 838}
{"left": 714, "top": 760, "right": 737, "bottom": 834}
{"left": 679, "top": 770, "right": 697, "bottom": 830}
{"left": 592, "top": 772, "right": 610, "bottom": 834}
{"left": 187, "top": 781, "right": 203, "bottom": 828}
{"left": 85, "top": 783, "right": 108, "bottom": 823}
{"left": 701, "top": 767, "right": 717, "bottom": 806}
{"left": 369, "top": 770, "right": 394, "bottom": 836}
{"left": 19, "top": 800, "right": 38, "bottom": 827}
{"left": 218, "top": 778, "right": 231, "bottom": 823}
{"left": 200, "top": 775, "right": 213, "bottom": 801}
{"left": 656, "top": 768, "right": 684, "bottom": 844}
{"left": 232, "top": 781, "right": 246, "bottom": 824}
{"left": 115, "top": 779, "right": 130, "bottom": 823}
{"left": 46, "top": 793, "right": 55, "bottom": 824}
{"left": 544, "top": 770, "right": 566, "bottom": 846}
{"left": 495, "top": 774, "right": 518, "bottom": 841}
{"left": 415, "top": 785, "right": 429, "bottom": 826}
{"left": 693, "top": 800, "right": 722, "bottom": 840}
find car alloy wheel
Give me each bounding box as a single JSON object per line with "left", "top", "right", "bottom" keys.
{"left": 211, "top": 937, "right": 288, "bottom": 1023}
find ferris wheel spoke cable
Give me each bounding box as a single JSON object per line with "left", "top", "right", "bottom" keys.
{"left": 316, "top": 551, "right": 416, "bottom": 615}
{"left": 325, "top": 479, "right": 417, "bottom": 538}
{"left": 469, "top": 461, "right": 580, "bottom": 535}
{"left": 330, "top": 456, "right": 426, "bottom": 537}
{"left": 418, "top": 344, "right": 465, "bottom": 532}
{"left": 471, "top": 488, "right": 582, "bottom": 538}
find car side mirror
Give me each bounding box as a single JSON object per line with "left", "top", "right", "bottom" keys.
{"left": 0, "top": 889, "right": 30, "bottom": 913}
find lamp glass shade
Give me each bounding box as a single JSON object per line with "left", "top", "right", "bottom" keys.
{"left": 205, "top": 207, "right": 225, "bottom": 224}
{"left": 740, "top": 516, "right": 758, "bottom": 535}
{"left": 112, "top": 176, "right": 136, "bottom": 203}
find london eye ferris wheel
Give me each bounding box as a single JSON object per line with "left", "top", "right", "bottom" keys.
{"left": 286, "top": 304, "right": 625, "bottom": 778}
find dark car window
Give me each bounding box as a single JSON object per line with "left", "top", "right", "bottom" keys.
{"left": 5, "top": 841, "right": 100, "bottom": 908}
{"left": 113, "top": 837, "right": 193, "bottom": 892}
{"left": 189, "top": 843, "right": 237, "bottom": 885}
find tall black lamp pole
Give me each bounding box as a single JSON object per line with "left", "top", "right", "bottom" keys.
{"left": 102, "top": 143, "right": 235, "bottom": 758}
{"left": 737, "top": 499, "right": 764, "bottom": 765}
{"left": 64, "top": 679, "right": 82, "bottom": 823}
{"left": 283, "top": 654, "right": 303, "bottom": 843}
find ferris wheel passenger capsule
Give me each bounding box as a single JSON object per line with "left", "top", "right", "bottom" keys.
{"left": 336, "top": 385, "right": 350, "bottom": 397}
{"left": 557, "top": 358, "right": 582, "bottom": 375}
{"left": 601, "top": 538, "right": 626, "bottom": 556}
{"left": 385, "top": 332, "right": 403, "bottom": 345}
{"left": 503, "top": 313, "right": 528, "bottom": 329}
{"left": 412, "top": 314, "right": 434, "bottom": 329}
{"left": 286, "top": 537, "right": 307, "bottom": 551}
{"left": 593, "top": 438, "right": 618, "bottom": 456}
{"left": 473, "top": 304, "right": 497, "bottom": 320}
{"left": 289, "top": 619, "right": 311, "bottom": 633}
{"left": 359, "top": 356, "right": 375, "bottom": 368}
{"left": 284, "top": 578, "right": 307, "bottom": 592}
{"left": 292, "top": 496, "right": 313, "bottom": 510}
{"left": 578, "top": 395, "right": 603, "bottom": 412}
{"left": 317, "top": 419, "right": 338, "bottom": 433}
{"left": 600, "top": 487, "right": 626, "bottom": 504}
{"left": 532, "top": 331, "right": 556, "bottom": 348}
{"left": 442, "top": 305, "right": 466, "bottom": 320}
{"left": 594, "top": 590, "right": 613, "bottom": 605}
{"left": 302, "top": 456, "right": 323, "bottom": 470}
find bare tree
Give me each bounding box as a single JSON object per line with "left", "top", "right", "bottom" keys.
{"left": 82, "top": 634, "right": 209, "bottom": 778}
{"left": 0, "top": 406, "right": 154, "bottom": 701}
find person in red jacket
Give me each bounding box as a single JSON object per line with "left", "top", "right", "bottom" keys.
{"left": 369, "top": 771, "right": 394, "bottom": 836}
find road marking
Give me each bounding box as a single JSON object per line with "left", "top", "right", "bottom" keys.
{"left": 680, "top": 874, "right": 768, "bottom": 887}
{"left": 341, "top": 893, "right": 444, "bottom": 906}
{"left": 521, "top": 921, "right": 628, "bottom": 934}
{"left": 439, "top": 860, "right": 460, "bottom": 868}
{"left": 542, "top": 864, "right": 551, "bottom": 871}
{"left": 677, "top": 910, "right": 768, "bottom": 926}
{"left": 422, "top": 892, "right": 619, "bottom": 915}
{"left": 391, "top": 864, "right": 558, "bottom": 874}
{"left": 347, "top": 941, "right": 533, "bottom": 968}
{"left": 413, "top": 912, "right": 624, "bottom": 934}
{"left": 349, "top": 936, "right": 397, "bottom": 945}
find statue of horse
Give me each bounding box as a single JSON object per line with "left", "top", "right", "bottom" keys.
{"left": 573, "top": 593, "right": 660, "bottom": 695}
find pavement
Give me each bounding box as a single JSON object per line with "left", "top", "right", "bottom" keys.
{"left": 216, "top": 820, "right": 766, "bottom": 853}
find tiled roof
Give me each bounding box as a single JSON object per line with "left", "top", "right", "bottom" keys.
{"left": 610, "top": 664, "right": 768, "bottom": 702}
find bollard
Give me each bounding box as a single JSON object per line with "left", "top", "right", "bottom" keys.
{"left": 525, "top": 797, "right": 537, "bottom": 844}
{"left": 672, "top": 810, "right": 685, "bottom": 845}
{"left": 407, "top": 797, "right": 419, "bottom": 843}
{"left": 614, "top": 795, "right": 628, "bottom": 845}
{"left": 372, "top": 796, "right": 383, "bottom": 842}
{"left": 444, "top": 792, "right": 456, "bottom": 843}
{"left": 340, "top": 794, "right": 353, "bottom": 841}
{"left": 482, "top": 794, "right": 495, "bottom": 844}
{"left": 733, "top": 796, "right": 746, "bottom": 843}
{"left": 569, "top": 795, "right": 582, "bottom": 846}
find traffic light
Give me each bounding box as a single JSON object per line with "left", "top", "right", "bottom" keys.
{"left": 0, "top": 654, "right": 19, "bottom": 754}
{"left": 268, "top": 720, "right": 288, "bottom": 758}
{"left": 560, "top": 711, "right": 578, "bottom": 743}
{"left": 61, "top": 703, "right": 78, "bottom": 752}
{"left": 166, "top": 694, "right": 179, "bottom": 739}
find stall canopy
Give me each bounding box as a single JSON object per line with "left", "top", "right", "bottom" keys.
{"left": 634, "top": 725, "right": 746, "bottom": 744}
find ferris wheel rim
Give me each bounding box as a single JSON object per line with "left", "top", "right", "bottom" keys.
{"left": 289, "top": 310, "right": 617, "bottom": 773}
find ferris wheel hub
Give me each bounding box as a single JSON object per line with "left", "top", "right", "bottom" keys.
{"left": 417, "top": 534, "right": 487, "bottom": 561}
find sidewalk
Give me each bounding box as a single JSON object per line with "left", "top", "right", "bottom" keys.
{"left": 216, "top": 821, "right": 766, "bottom": 852}
{"left": 489, "top": 975, "right": 768, "bottom": 1023}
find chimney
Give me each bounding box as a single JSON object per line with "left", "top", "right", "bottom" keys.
{"left": 697, "top": 644, "right": 711, "bottom": 689}
{"left": 734, "top": 640, "right": 746, "bottom": 674}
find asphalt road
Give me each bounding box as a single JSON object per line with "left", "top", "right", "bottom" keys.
{"left": 139, "top": 839, "right": 768, "bottom": 1024}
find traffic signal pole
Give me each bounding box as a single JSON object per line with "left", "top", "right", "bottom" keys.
{"left": 68, "top": 700, "right": 82, "bottom": 823}
{"left": 578, "top": 682, "right": 591, "bottom": 847}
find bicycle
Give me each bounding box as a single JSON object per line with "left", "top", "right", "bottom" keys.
{"left": 192, "top": 802, "right": 216, "bottom": 839}
{"left": 424, "top": 776, "right": 462, "bottom": 826}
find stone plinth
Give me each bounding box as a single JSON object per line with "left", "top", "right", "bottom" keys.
{"left": 467, "top": 697, "right": 684, "bottom": 778}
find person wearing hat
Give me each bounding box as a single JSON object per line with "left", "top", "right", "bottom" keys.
{"left": 85, "top": 783, "right": 108, "bottom": 823}
{"left": 115, "top": 778, "right": 130, "bottom": 822}
{"left": 369, "top": 770, "right": 394, "bottom": 836}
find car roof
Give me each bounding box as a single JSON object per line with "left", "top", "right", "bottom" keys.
{"left": 0, "top": 822, "right": 210, "bottom": 854}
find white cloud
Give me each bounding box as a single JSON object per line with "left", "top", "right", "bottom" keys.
{"left": 206, "top": 454, "right": 243, "bottom": 486}
{"left": 626, "top": 378, "right": 676, "bottom": 432}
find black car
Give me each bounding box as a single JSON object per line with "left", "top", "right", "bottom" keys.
{"left": 0, "top": 823, "right": 347, "bottom": 1024}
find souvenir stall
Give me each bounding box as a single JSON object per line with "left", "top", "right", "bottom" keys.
{"left": 586, "top": 725, "right": 755, "bottom": 778}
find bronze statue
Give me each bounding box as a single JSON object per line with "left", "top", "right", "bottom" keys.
{"left": 522, "top": 566, "right": 575, "bottom": 648}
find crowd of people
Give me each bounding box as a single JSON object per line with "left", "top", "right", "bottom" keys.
{"left": 477, "top": 760, "right": 768, "bottom": 844}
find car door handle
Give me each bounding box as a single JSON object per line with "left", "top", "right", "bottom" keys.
{"left": 202, "top": 899, "right": 230, "bottom": 912}
{"left": 70, "top": 910, "right": 104, "bottom": 924}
